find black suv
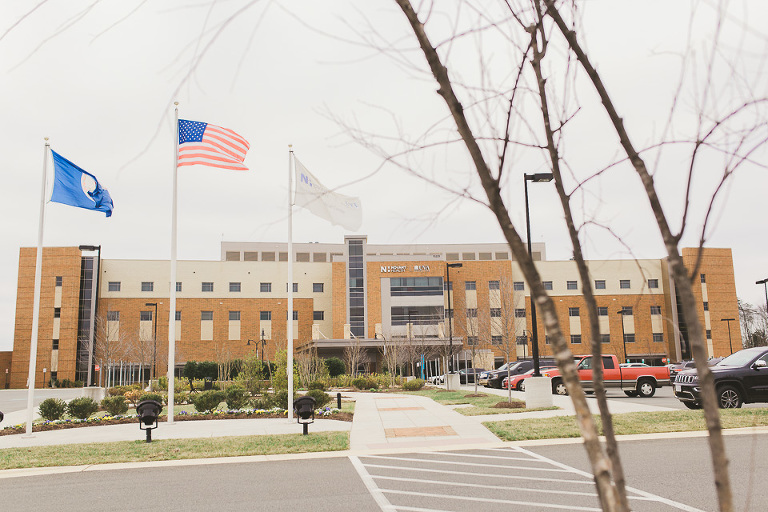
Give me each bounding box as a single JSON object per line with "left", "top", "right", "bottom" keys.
{"left": 673, "top": 347, "right": 768, "bottom": 409}
{"left": 484, "top": 360, "right": 555, "bottom": 389}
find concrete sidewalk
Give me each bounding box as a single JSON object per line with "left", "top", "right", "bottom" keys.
{"left": 0, "top": 387, "right": 672, "bottom": 451}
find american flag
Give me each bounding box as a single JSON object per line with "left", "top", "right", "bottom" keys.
{"left": 178, "top": 119, "right": 250, "bottom": 170}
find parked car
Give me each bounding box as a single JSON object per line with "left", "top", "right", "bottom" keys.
{"left": 620, "top": 363, "right": 650, "bottom": 368}
{"left": 459, "top": 368, "right": 486, "bottom": 384}
{"left": 668, "top": 360, "right": 696, "bottom": 383}
{"left": 673, "top": 347, "right": 768, "bottom": 409}
{"left": 485, "top": 360, "right": 556, "bottom": 389}
{"left": 502, "top": 367, "right": 556, "bottom": 391}
{"left": 542, "top": 354, "right": 671, "bottom": 397}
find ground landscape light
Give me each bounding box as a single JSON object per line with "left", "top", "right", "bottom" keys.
{"left": 137, "top": 399, "right": 162, "bottom": 443}
{"left": 293, "top": 395, "right": 316, "bottom": 435}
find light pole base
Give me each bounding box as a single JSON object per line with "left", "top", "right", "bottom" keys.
{"left": 445, "top": 373, "right": 460, "bottom": 391}
{"left": 525, "top": 377, "right": 553, "bottom": 408}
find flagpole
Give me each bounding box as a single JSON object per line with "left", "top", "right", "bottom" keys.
{"left": 168, "top": 103, "right": 179, "bottom": 423}
{"left": 25, "top": 138, "right": 50, "bottom": 436}
{"left": 287, "top": 145, "right": 294, "bottom": 421}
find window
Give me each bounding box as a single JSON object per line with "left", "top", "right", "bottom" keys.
{"left": 620, "top": 306, "right": 633, "bottom": 315}
{"left": 465, "top": 281, "right": 476, "bottom": 291}
{"left": 467, "top": 336, "right": 478, "bottom": 346}
{"left": 54, "top": 307, "right": 60, "bottom": 318}
{"left": 260, "top": 282, "right": 272, "bottom": 293}
{"left": 492, "top": 335, "right": 503, "bottom": 345}
{"left": 140, "top": 311, "right": 153, "bottom": 321}
{"left": 601, "top": 334, "right": 610, "bottom": 343}
{"left": 108, "top": 281, "right": 121, "bottom": 292}
{"left": 703, "top": 302, "right": 709, "bottom": 311}
{"left": 141, "top": 281, "right": 154, "bottom": 292}
{"left": 175, "top": 311, "right": 181, "bottom": 321}
{"left": 701, "top": 273, "right": 706, "bottom": 283}
{"left": 52, "top": 339, "right": 59, "bottom": 350}
{"left": 313, "top": 283, "right": 324, "bottom": 293}
{"left": 229, "top": 282, "right": 241, "bottom": 293}
{"left": 567, "top": 280, "right": 578, "bottom": 290}
{"left": 391, "top": 277, "right": 443, "bottom": 296}
{"left": 55, "top": 276, "right": 62, "bottom": 287}
{"left": 620, "top": 279, "right": 631, "bottom": 289}
{"left": 594, "top": 280, "right": 606, "bottom": 290}
{"left": 292, "top": 311, "right": 298, "bottom": 321}
{"left": 260, "top": 311, "right": 271, "bottom": 321}
{"left": 107, "top": 311, "right": 119, "bottom": 322}
{"left": 466, "top": 308, "right": 478, "bottom": 318}
{"left": 543, "top": 281, "right": 553, "bottom": 290}
{"left": 313, "top": 311, "right": 324, "bottom": 321}
{"left": 490, "top": 308, "right": 501, "bottom": 317}
{"left": 202, "top": 282, "right": 214, "bottom": 292}
{"left": 286, "top": 283, "right": 298, "bottom": 293}
{"left": 545, "top": 335, "right": 551, "bottom": 344}
{"left": 653, "top": 333, "right": 664, "bottom": 343}
{"left": 176, "top": 282, "right": 182, "bottom": 292}
{"left": 489, "top": 281, "right": 500, "bottom": 290}
{"left": 570, "top": 335, "right": 582, "bottom": 344}
{"left": 623, "top": 333, "right": 635, "bottom": 343}
{"left": 569, "top": 307, "right": 580, "bottom": 317}
{"left": 229, "top": 311, "right": 240, "bottom": 321}
{"left": 597, "top": 307, "right": 608, "bottom": 316}
{"left": 201, "top": 311, "right": 213, "bottom": 321}
{"left": 648, "top": 279, "right": 659, "bottom": 289}
{"left": 706, "top": 329, "right": 712, "bottom": 339}
{"left": 513, "top": 281, "right": 525, "bottom": 291}
{"left": 515, "top": 308, "right": 526, "bottom": 318}
{"left": 650, "top": 305, "right": 662, "bottom": 315}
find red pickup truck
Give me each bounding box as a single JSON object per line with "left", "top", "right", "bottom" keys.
{"left": 542, "top": 355, "right": 671, "bottom": 397}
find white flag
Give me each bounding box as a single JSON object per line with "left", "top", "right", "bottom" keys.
{"left": 294, "top": 157, "right": 362, "bottom": 231}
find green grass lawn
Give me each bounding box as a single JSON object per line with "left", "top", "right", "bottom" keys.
{"left": 403, "top": 388, "right": 558, "bottom": 415}
{"left": 484, "top": 408, "right": 768, "bottom": 441}
{"left": 0, "top": 431, "right": 349, "bottom": 470}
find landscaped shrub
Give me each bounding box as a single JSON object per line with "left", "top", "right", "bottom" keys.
{"left": 225, "top": 384, "right": 250, "bottom": 410}
{"left": 124, "top": 389, "right": 143, "bottom": 407}
{"left": 108, "top": 384, "right": 142, "bottom": 397}
{"left": 67, "top": 397, "right": 99, "bottom": 419}
{"left": 305, "top": 389, "right": 331, "bottom": 408}
{"left": 324, "top": 357, "right": 346, "bottom": 378}
{"left": 101, "top": 395, "right": 129, "bottom": 416}
{"left": 402, "top": 378, "right": 425, "bottom": 391}
{"left": 352, "top": 377, "right": 378, "bottom": 390}
{"left": 269, "top": 390, "right": 297, "bottom": 410}
{"left": 38, "top": 398, "right": 67, "bottom": 421}
{"left": 175, "top": 391, "right": 190, "bottom": 405}
{"left": 157, "top": 376, "right": 169, "bottom": 390}
{"left": 191, "top": 390, "right": 225, "bottom": 413}
{"left": 139, "top": 392, "right": 164, "bottom": 404}
{"left": 308, "top": 381, "right": 326, "bottom": 391}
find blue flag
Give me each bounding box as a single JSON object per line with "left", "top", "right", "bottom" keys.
{"left": 50, "top": 150, "right": 114, "bottom": 217}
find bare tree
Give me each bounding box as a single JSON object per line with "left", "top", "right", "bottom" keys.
{"left": 93, "top": 311, "right": 134, "bottom": 389}
{"left": 489, "top": 274, "right": 527, "bottom": 402}
{"left": 344, "top": 334, "right": 364, "bottom": 377}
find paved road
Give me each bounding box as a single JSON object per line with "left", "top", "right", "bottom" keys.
{"left": 3, "top": 433, "right": 765, "bottom": 511}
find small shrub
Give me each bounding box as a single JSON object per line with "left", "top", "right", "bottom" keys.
{"left": 139, "top": 392, "right": 164, "bottom": 404}
{"left": 250, "top": 397, "right": 271, "bottom": 410}
{"left": 324, "top": 357, "right": 346, "bottom": 378}
{"left": 304, "top": 389, "right": 331, "bottom": 408}
{"left": 67, "top": 397, "right": 99, "bottom": 419}
{"left": 74, "top": 380, "right": 84, "bottom": 388}
{"left": 402, "top": 378, "right": 425, "bottom": 391}
{"left": 225, "top": 384, "right": 250, "bottom": 410}
{"left": 175, "top": 391, "right": 190, "bottom": 405}
{"left": 191, "top": 390, "right": 226, "bottom": 413}
{"left": 352, "top": 377, "right": 378, "bottom": 390}
{"left": 38, "top": 398, "right": 67, "bottom": 421}
{"left": 157, "top": 376, "right": 169, "bottom": 391}
{"left": 268, "top": 390, "right": 297, "bottom": 410}
{"left": 124, "top": 389, "right": 143, "bottom": 407}
{"left": 308, "top": 381, "right": 326, "bottom": 391}
{"left": 60, "top": 378, "right": 73, "bottom": 388}
{"left": 101, "top": 395, "right": 129, "bottom": 416}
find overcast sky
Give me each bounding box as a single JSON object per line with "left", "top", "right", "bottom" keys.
{"left": 1, "top": 0, "right": 767, "bottom": 352}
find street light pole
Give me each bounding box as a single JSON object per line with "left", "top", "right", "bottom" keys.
{"left": 446, "top": 262, "right": 463, "bottom": 373}
{"left": 260, "top": 328, "right": 267, "bottom": 365}
{"left": 524, "top": 172, "right": 553, "bottom": 377}
{"left": 617, "top": 309, "right": 628, "bottom": 363}
{"left": 758, "top": 279, "right": 768, "bottom": 327}
{"left": 145, "top": 302, "right": 158, "bottom": 389}
{"left": 721, "top": 318, "right": 736, "bottom": 354}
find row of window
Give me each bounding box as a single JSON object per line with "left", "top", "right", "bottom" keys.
{"left": 469, "top": 333, "right": 666, "bottom": 345}
{"left": 110, "top": 310, "right": 326, "bottom": 322}
{"left": 477, "top": 278, "right": 660, "bottom": 291}
{"left": 108, "top": 281, "right": 325, "bottom": 293}
{"left": 466, "top": 305, "right": 663, "bottom": 319}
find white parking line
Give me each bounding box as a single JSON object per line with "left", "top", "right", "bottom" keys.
{"left": 361, "top": 454, "right": 574, "bottom": 473}
{"left": 349, "top": 456, "right": 396, "bottom": 512}
{"left": 380, "top": 489, "right": 602, "bottom": 511}
{"left": 423, "top": 450, "right": 553, "bottom": 463}
{"left": 362, "top": 462, "right": 595, "bottom": 486}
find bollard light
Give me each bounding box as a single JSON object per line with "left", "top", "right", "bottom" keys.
{"left": 137, "top": 399, "right": 162, "bottom": 443}
{"left": 293, "top": 396, "right": 316, "bottom": 435}
{"left": 336, "top": 392, "right": 342, "bottom": 409}
{"left": 0, "top": 410, "right": 4, "bottom": 423}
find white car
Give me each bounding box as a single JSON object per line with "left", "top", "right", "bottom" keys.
{"left": 620, "top": 362, "right": 650, "bottom": 368}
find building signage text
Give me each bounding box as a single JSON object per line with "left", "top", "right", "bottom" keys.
{"left": 380, "top": 265, "right": 431, "bottom": 273}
